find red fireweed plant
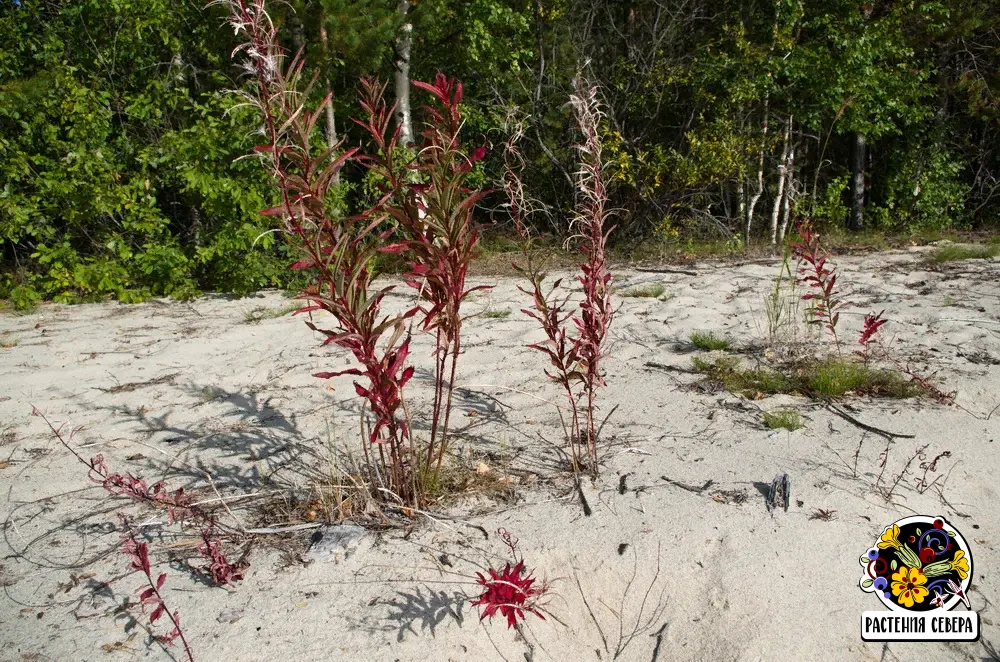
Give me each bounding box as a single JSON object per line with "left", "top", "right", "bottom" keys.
{"left": 858, "top": 310, "right": 887, "bottom": 365}
{"left": 784, "top": 229, "right": 954, "bottom": 404}
{"left": 32, "top": 407, "right": 247, "bottom": 587}
{"left": 354, "top": 75, "right": 489, "bottom": 482}
{"left": 789, "top": 222, "right": 843, "bottom": 350}
{"left": 219, "top": 0, "right": 424, "bottom": 505}
{"left": 502, "top": 74, "right": 615, "bottom": 474}
{"left": 567, "top": 74, "right": 616, "bottom": 469}
{"left": 120, "top": 515, "right": 195, "bottom": 662}
{"left": 471, "top": 528, "right": 549, "bottom": 629}
{"left": 501, "top": 111, "right": 582, "bottom": 457}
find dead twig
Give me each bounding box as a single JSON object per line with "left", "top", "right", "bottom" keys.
{"left": 660, "top": 477, "right": 714, "bottom": 494}
{"left": 825, "top": 402, "right": 915, "bottom": 440}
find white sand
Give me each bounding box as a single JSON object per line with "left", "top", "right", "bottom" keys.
{"left": 2, "top": 246, "right": 999, "bottom": 661}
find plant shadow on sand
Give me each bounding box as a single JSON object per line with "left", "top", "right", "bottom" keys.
{"left": 87, "top": 383, "right": 310, "bottom": 491}
{"left": 341, "top": 586, "right": 468, "bottom": 643}
{"left": 384, "top": 587, "right": 467, "bottom": 642}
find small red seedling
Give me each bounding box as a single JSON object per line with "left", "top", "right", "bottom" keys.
{"left": 858, "top": 310, "right": 887, "bottom": 364}
{"left": 789, "top": 222, "right": 844, "bottom": 349}
{"left": 471, "top": 528, "right": 548, "bottom": 629}
{"left": 199, "top": 528, "right": 248, "bottom": 586}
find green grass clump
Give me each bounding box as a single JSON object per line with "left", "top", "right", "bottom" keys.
{"left": 691, "top": 355, "right": 792, "bottom": 397}
{"left": 483, "top": 308, "right": 512, "bottom": 319}
{"left": 690, "top": 330, "right": 732, "bottom": 351}
{"left": 692, "top": 355, "right": 920, "bottom": 400}
{"left": 244, "top": 303, "right": 300, "bottom": 324}
{"left": 0, "top": 334, "right": 18, "bottom": 348}
{"left": 802, "top": 359, "right": 920, "bottom": 399}
{"left": 762, "top": 410, "right": 804, "bottom": 431}
{"left": 619, "top": 283, "right": 666, "bottom": 298}
{"left": 930, "top": 243, "right": 1000, "bottom": 264}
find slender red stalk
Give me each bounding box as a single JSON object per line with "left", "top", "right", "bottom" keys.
{"left": 33, "top": 407, "right": 246, "bottom": 586}
{"left": 789, "top": 222, "right": 843, "bottom": 349}
{"left": 568, "top": 74, "right": 616, "bottom": 469}
{"left": 120, "top": 515, "right": 195, "bottom": 662}
{"left": 504, "top": 74, "right": 615, "bottom": 474}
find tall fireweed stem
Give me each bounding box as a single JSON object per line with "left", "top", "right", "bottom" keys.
{"left": 503, "top": 72, "right": 615, "bottom": 476}
{"left": 220, "top": 0, "right": 422, "bottom": 506}
{"left": 355, "top": 74, "right": 487, "bottom": 491}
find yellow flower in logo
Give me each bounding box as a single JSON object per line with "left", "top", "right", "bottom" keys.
{"left": 891, "top": 566, "right": 929, "bottom": 608}
{"left": 878, "top": 525, "right": 902, "bottom": 550}
{"left": 950, "top": 551, "right": 969, "bottom": 580}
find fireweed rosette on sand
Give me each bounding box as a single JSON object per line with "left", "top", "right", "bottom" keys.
{"left": 859, "top": 515, "right": 973, "bottom": 612}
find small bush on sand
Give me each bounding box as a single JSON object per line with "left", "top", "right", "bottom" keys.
{"left": 690, "top": 330, "right": 731, "bottom": 351}
{"left": 762, "top": 410, "right": 804, "bottom": 431}
{"left": 930, "top": 243, "right": 1000, "bottom": 264}
{"left": 619, "top": 282, "right": 665, "bottom": 298}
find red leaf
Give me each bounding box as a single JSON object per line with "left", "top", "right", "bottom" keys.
{"left": 260, "top": 206, "right": 285, "bottom": 217}
{"left": 138, "top": 543, "right": 151, "bottom": 575}
{"left": 150, "top": 605, "right": 164, "bottom": 624}
{"left": 289, "top": 259, "right": 315, "bottom": 270}
{"left": 156, "top": 573, "right": 167, "bottom": 590}
{"left": 412, "top": 78, "right": 447, "bottom": 102}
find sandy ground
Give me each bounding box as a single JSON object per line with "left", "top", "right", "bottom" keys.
{"left": 2, "top": 246, "right": 1000, "bottom": 662}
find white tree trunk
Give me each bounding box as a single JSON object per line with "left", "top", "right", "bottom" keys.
{"left": 394, "top": 0, "right": 414, "bottom": 147}
{"left": 778, "top": 130, "right": 797, "bottom": 244}
{"left": 746, "top": 98, "right": 769, "bottom": 243}
{"left": 770, "top": 117, "right": 792, "bottom": 245}
{"left": 737, "top": 177, "right": 746, "bottom": 230}
{"left": 319, "top": 23, "right": 340, "bottom": 188}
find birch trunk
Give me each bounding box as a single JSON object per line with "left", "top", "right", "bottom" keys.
{"left": 849, "top": 132, "right": 866, "bottom": 230}
{"left": 778, "top": 132, "right": 797, "bottom": 244}
{"left": 737, "top": 177, "right": 746, "bottom": 230}
{"left": 746, "top": 98, "right": 769, "bottom": 243}
{"left": 394, "top": 0, "right": 414, "bottom": 147}
{"left": 318, "top": 22, "right": 339, "bottom": 188}
{"left": 770, "top": 117, "right": 792, "bottom": 245}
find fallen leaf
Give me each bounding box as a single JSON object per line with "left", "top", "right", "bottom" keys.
{"left": 0, "top": 461, "right": 10, "bottom": 470}
{"left": 476, "top": 462, "right": 490, "bottom": 475}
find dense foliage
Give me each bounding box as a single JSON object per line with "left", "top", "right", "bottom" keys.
{"left": 2, "top": 0, "right": 998, "bottom": 305}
